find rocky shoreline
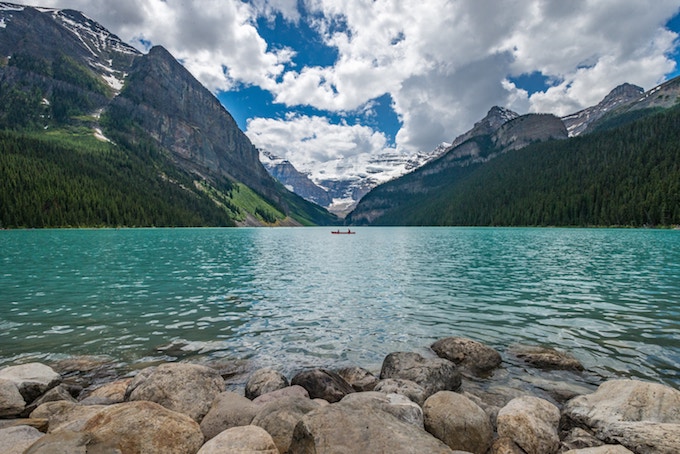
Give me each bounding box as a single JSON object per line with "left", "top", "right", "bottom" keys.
{"left": 1, "top": 336, "right": 678, "bottom": 453}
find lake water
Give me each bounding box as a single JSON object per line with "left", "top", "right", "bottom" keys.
{"left": 1, "top": 227, "right": 678, "bottom": 388}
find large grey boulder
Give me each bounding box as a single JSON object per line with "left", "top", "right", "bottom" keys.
{"left": 245, "top": 368, "right": 289, "bottom": 400}
{"left": 82, "top": 378, "right": 132, "bottom": 404}
{"left": 24, "top": 385, "right": 77, "bottom": 415}
{"left": 126, "top": 362, "right": 225, "bottom": 422}
{"left": 374, "top": 378, "right": 428, "bottom": 406}
{"left": 431, "top": 337, "right": 502, "bottom": 376}
{"left": 200, "top": 391, "right": 259, "bottom": 441}
{"left": 562, "top": 379, "right": 680, "bottom": 454}
{"left": 496, "top": 396, "right": 560, "bottom": 454}
{"left": 0, "top": 379, "right": 26, "bottom": 417}
{"left": 380, "top": 352, "right": 461, "bottom": 398}
{"left": 251, "top": 395, "right": 320, "bottom": 453}
{"left": 291, "top": 368, "right": 354, "bottom": 403}
{"left": 0, "top": 363, "right": 61, "bottom": 402}
{"left": 289, "top": 401, "right": 454, "bottom": 453}
{"left": 424, "top": 391, "right": 493, "bottom": 454}
{"left": 509, "top": 344, "right": 584, "bottom": 371}
{"left": 341, "top": 391, "right": 424, "bottom": 428}
{"left": 336, "top": 366, "right": 379, "bottom": 391}
{"left": 0, "top": 425, "right": 44, "bottom": 454}
{"left": 74, "top": 401, "right": 203, "bottom": 454}
{"left": 197, "top": 425, "right": 278, "bottom": 454}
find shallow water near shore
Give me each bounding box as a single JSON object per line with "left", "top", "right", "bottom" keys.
{"left": 1, "top": 227, "right": 678, "bottom": 389}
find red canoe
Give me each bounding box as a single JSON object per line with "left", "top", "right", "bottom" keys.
{"left": 331, "top": 230, "right": 356, "bottom": 234}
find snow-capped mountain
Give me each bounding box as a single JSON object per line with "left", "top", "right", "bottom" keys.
{"left": 260, "top": 145, "right": 447, "bottom": 216}
{"left": 561, "top": 83, "right": 644, "bottom": 136}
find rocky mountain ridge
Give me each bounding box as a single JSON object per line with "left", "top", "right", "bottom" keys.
{"left": 0, "top": 2, "right": 336, "bottom": 226}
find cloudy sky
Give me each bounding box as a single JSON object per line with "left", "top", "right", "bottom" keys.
{"left": 14, "top": 0, "right": 680, "bottom": 169}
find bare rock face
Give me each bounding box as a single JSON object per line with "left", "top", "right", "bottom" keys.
{"left": 430, "top": 337, "right": 502, "bottom": 376}
{"left": 290, "top": 369, "right": 354, "bottom": 403}
{"left": 82, "top": 401, "right": 204, "bottom": 454}
{"left": 197, "top": 425, "right": 278, "bottom": 454}
{"left": 423, "top": 391, "right": 493, "bottom": 454}
{"left": 380, "top": 352, "right": 461, "bottom": 399}
{"left": 496, "top": 396, "right": 561, "bottom": 454}
{"left": 493, "top": 113, "right": 568, "bottom": 151}
{"left": 562, "top": 379, "right": 680, "bottom": 454}
{"left": 200, "top": 391, "right": 259, "bottom": 441}
{"left": 336, "top": 366, "right": 379, "bottom": 392}
{"left": 509, "top": 344, "right": 584, "bottom": 371}
{"left": 289, "top": 402, "right": 455, "bottom": 454}
{"left": 245, "top": 368, "right": 290, "bottom": 400}
{"left": 126, "top": 362, "right": 225, "bottom": 422}
{"left": 0, "top": 363, "right": 61, "bottom": 403}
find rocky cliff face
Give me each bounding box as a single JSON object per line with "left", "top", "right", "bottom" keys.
{"left": 562, "top": 83, "right": 644, "bottom": 136}
{"left": 261, "top": 150, "right": 333, "bottom": 207}
{"left": 494, "top": 113, "right": 567, "bottom": 150}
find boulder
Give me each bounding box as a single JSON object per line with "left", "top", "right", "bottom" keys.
{"left": 489, "top": 436, "right": 525, "bottom": 453}
{"left": 200, "top": 391, "right": 260, "bottom": 441}
{"left": 380, "top": 352, "right": 461, "bottom": 398}
{"left": 497, "top": 396, "right": 560, "bottom": 454}
{"left": 253, "top": 385, "right": 309, "bottom": 405}
{"left": 245, "top": 368, "right": 289, "bottom": 400}
{"left": 289, "top": 401, "right": 454, "bottom": 453}
{"left": 30, "top": 401, "right": 106, "bottom": 433}
{"left": 81, "top": 401, "right": 204, "bottom": 454}
{"left": 0, "top": 418, "right": 48, "bottom": 432}
{"left": 562, "top": 379, "right": 680, "bottom": 454}
{"left": 431, "top": 337, "right": 502, "bottom": 375}
{"left": 251, "top": 395, "right": 320, "bottom": 453}
{"left": 23, "top": 430, "right": 119, "bottom": 454}
{"left": 24, "top": 385, "right": 77, "bottom": 415}
{"left": 82, "top": 378, "right": 132, "bottom": 403}
{"left": 126, "top": 362, "right": 225, "bottom": 422}
{"left": 509, "top": 344, "right": 584, "bottom": 371}
{"left": 341, "top": 391, "right": 424, "bottom": 428}
{"left": 197, "top": 425, "right": 278, "bottom": 454}
{"left": 290, "top": 368, "right": 354, "bottom": 403}
{"left": 0, "top": 363, "right": 61, "bottom": 402}
{"left": 423, "top": 391, "right": 493, "bottom": 454}
{"left": 0, "top": 425, "right": 44, "bottom": 454}
{"left": 563, "top": 446, "right": 634, "bottom": 454}
{"left": 336, "top": 366, "right": 379, "bottom": 391}
{"left": 0, "top": 379, "right": 25, "bottom": 417}
{"left": 560, "top": 427, "right": 605, "bottom": 451}
{"left": 374, "top": 378, "right": 428, "bottom": 406}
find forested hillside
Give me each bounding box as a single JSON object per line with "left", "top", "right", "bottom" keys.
{"left": 350, "top": 105, "right": 680, "bottom": 227}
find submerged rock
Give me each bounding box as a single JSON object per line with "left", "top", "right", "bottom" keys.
{"left": 431, "top": 337, "right": 502, "bottom": 376}
{"left": 509, "top": 344, "right": 584, "bottom": 371}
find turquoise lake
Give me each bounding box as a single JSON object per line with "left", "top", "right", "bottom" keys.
{"left": 1, "top": 227, "right": 678, "bottom": 387}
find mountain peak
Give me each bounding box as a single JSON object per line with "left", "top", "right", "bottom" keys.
{"left": 562, "top": 83, "right": 644, "bottom": 136}
{"left": 448, "top": 106, "right": 519, "bottom": 150}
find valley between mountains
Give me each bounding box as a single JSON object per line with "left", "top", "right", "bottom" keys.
{"left": 0, "top": 2, "right": 678, "bottom": 228}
